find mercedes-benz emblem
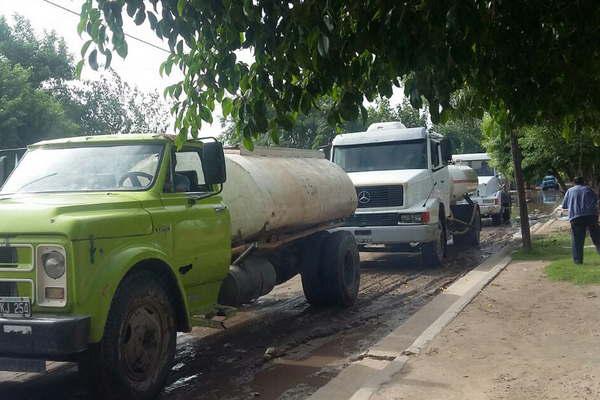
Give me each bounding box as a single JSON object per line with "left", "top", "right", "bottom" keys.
{"left": 358, "top": 191, "right": 371, "bottom": 204}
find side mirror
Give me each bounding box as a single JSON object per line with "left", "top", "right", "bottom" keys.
{"left": 202, "top": 141, "right": 227, "bottom": 185}
{"left": 441, "top": 139, "right": 452, "bottom": 162}
{"left": 0, "top": 156, "right": 7, "bottom": 186}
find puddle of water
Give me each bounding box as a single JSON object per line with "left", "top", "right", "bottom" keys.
{"left": 511, "top": 189, "right": 563, "bottom": 223}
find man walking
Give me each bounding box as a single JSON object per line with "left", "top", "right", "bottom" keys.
{"left": 561, "top": 177, "right": 600, "bottom": 264}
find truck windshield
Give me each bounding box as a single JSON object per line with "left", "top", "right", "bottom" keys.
{"left": 0, "top": 144, "right": 164, "bottom": 194}
{"left": 463, "top": 160, "right": 494, "bottom": 176}
{"left": 333, "top": 140, "right": 427, "bottom": 172}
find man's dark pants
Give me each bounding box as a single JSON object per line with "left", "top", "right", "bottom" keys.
{"left": 570, "top": 215, "right": 600, "bottom": 264}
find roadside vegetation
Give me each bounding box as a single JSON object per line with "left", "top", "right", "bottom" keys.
{"left": 0, "top": 15, "right": 170, "bottom": 148}
{"left": 513, "top": 234, "right": 600, "bottom": 284}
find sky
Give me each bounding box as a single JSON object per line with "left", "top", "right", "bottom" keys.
{"left": 0, "top": 0, "right": 404, "bottom": 137}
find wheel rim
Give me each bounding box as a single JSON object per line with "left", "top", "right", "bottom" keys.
{"left": 120, "top": 303, "right": 167, "bottom": 383}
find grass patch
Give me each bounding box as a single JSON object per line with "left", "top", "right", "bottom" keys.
{"left": 513, "top": 234, "right": 600, "bottom": 284}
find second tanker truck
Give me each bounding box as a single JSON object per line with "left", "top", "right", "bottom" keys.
{"left": 0, "top": 135, "right": 358, "bottom": 399}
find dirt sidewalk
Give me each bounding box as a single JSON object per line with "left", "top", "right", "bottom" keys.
{"left": 373, "top": 220, "right": 600, "bottom": 400}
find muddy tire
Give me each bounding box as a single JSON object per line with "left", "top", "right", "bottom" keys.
{"left": 79, "top": 271, "right": 176, "bottom": 400}
{"left": 422, "top": 223, "right": 446, "bottom": 267}
{"left": 502, "top": 204, "right": 511, "bottom": 223}
{"left": 491, "top": 212, "right": 502, "bottom": 226}
{"left": 301, "top": 231, "right": 360, "bottom": 307}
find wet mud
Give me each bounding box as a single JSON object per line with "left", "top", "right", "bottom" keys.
{"left": 0, "top": 224, "right": 517, "bottom": 400}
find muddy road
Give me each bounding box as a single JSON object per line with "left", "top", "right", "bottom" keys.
{"left": 0, "top": 224, "right": 517, "bottom": 400}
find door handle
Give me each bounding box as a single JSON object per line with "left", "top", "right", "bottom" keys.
{"left": 213, "top": 204, "right": 228, "bottom": 213}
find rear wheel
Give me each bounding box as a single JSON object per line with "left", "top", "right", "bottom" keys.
{"left": 79, "top": 271, "right": 176, "bottom": 400}
{"left": 491, "top": 212, "right": 502, "bottom": 226}
{"left": 502, "top": 204, "right": 511, "bottom": 223}
{"left": 301, "top": 231, "right": 360, "bottom": 307}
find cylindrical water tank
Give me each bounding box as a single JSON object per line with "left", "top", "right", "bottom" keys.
{"left": 222, "top": 147, "right": 357, "bottom": 245}
{"left": 448, "top": 164, "right": 478, "bottom": 202}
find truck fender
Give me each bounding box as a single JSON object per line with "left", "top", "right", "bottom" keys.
{"left": 80, "top": 245, "right": 190, "bottom": 344}
{"left": 422, "top": 198, "right": 442, "bottom": 224}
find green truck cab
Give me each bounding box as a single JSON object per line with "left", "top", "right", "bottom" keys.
{"left": 0, "top": 135, "right": 360, "bottom": 399}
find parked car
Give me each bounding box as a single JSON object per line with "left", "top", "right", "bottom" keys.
{"left": 541, "top": 175, "right": 559, "bottom": 190}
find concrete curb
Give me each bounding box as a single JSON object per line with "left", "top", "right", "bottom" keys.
{"left": 351, "top": 253, "right": 512, "bottom": 400}
{"left": 309, "top": 221, "right": 553, "bottom": 400}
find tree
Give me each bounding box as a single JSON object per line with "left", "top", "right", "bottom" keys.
{"left": 55, "top": 71, "right": 171, "bottom": 135}
{"left": 0, "top": 60, "right": 79, "bottom": 148}
{"left": 484, "top": 123, "right": 600, "bottom": 191}
{"left": 80, "top": 1, "right": 600, "bottom": 249}
{"left": 0, "top": 15, "right": 171, "bottom": 148}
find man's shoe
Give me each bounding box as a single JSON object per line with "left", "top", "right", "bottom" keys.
{"left": 574, "top": 260, "right": 583, "bottom": 265}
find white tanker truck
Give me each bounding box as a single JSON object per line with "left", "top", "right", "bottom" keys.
{"left": 331, "top": 122, "right": 481, "bottom": 266}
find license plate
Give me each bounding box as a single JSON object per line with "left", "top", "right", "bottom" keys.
{"left": 0, "top": 297, "right": 31, "bottom": 318}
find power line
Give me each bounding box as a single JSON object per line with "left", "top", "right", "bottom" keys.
{"left": 41, "top": 0, "right": 171, "bottom": 54}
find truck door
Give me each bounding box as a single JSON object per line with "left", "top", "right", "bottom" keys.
{"left": 429, "top": 139, "right": 451, "bottom": 214}
{"left": 159, "top": 146, "right": 230, "bottom": 314}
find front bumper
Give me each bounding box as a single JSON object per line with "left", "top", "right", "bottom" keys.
{"left": 478, "top": 203, "right": 501, "bottom": 216}
{"left": 336, "top": 224, "right": 439, "bottom": 245}
{"left": 0, "top": 314, "right": 89, "bottom": 359}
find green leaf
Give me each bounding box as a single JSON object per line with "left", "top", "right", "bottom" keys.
{"left": 77, "top": 18, "right": 87, "bottom": 37}
{"left": 88, "top": 49, "right": 98, "bottom": 70}
{"left": 75, "top": 59, "right": 85, "bottom": 79}
{"left": 317, "top": 35, "right": 329, "bottom": 57}
{"left": 199, "top": 106, "right": 213, "bottom": 123}
{"left": 134, "top": 9, "right": 146, "bottom": 25}
{"left": 269, "top": 129, "right": 280, "bottom": 145}
{"left": 222, "top": 98, "right": 233, "bottom": 117}
{"left": 323, "top": 14, "right": 334, "bottom": 32}
{"left": 242, "top": 135, "right": 254, "bottom": 151}
{"left": 240, "top": 75, "right": 250, "bottom": 92}
{"left": 81, "top": 40, "right": 93, "bottom": 58}
{"left": 177, "top": 0, "right": 186, "bottom": 16}
{"left": 104, "top": 51, "right": 112, "bottom": 69}
{"left": 115, "top": 40, "right": 128, "bottom": 58}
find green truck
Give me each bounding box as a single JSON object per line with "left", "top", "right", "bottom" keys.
{"left": 0, "top": 135, "right": 359, "bottom": 399}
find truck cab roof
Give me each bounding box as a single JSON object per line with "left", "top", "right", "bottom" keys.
{"left": 31, "top": 134, "right": 175, "bottom": 148}
{"left": 332, "top": 124, "right": 440, "bottom": 146}
{"left": 452, "top": 153, "right": 491, "bottom": 162}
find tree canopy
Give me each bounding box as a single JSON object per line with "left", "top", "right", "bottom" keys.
{"left": 79, "top": 1, "right": 600, "bottom": 146}
{"left": 0, "top": 15, "right": 171, "bottom": 148}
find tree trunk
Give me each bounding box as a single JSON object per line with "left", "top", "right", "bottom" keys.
{"left": 510, "top": 128, "right": 532, "bottom": 250}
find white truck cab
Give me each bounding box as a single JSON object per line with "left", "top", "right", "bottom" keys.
{"left": 331, "top": 122, "right": 481, "bottom": 266}
{"left": 452, "top": 153, "right": 511, "bottom": 225}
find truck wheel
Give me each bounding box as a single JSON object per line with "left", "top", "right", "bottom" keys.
{"left": 502, "top": 204, "right": 511, "bottom": 223}
{"left": 80, "top": 271, "right": 176, "bottom": 400}
{"left": 491, "top": 212, "right": 502, "bottom": 226}
{"left": 422, "top": 223, "right": 446, "bottom": 267}
{"left": 301, "top": 231, "right": 360, "bottom": 307}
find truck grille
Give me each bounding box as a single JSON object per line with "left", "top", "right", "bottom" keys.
{"left": 0, "top": 247, "right": 17, "bottom": 264}
{"left": 356, "top": 185, "right": 403, "bottom": 208}
{"left": 345, "top": 213, "right": 398, "bottom": 227}
{"left": 0, "top": 282, "right": 18, "bottom": 297}
{"left": 0, "top": 245, "right": 33, "bottom": 270}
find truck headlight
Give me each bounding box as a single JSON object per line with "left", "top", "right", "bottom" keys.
{"left": 398, "top": 212, "right": 430, "bottom": 224}
{"left": 41, "top": 249, "right": 66, "bottom": 279}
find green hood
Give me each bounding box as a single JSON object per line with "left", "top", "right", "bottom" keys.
{"left": 0, "top": 192, "right": 153, "bottom": 240}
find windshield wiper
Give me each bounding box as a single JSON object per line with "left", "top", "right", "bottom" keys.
{"left": 15, "top": 172, "right": 58, "bottom": 192}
